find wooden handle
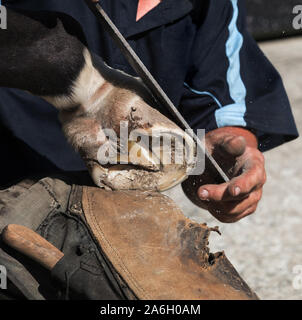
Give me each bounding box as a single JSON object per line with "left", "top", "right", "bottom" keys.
{"left": 2, "top": 224, "right": 64, "bottom": 270}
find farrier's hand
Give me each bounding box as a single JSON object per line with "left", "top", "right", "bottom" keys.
{"left": 182, "top": 127, "right": 266, "bottom": 223}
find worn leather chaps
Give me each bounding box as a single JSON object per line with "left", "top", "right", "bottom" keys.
{"left": 0, "top": 175, "right": 258, "bottom": 300}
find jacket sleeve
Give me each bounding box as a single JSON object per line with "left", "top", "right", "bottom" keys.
{"left": 179, "top": 0, "right": 298, "bottom": 151}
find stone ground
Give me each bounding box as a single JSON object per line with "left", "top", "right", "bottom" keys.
{"left": 164, "top": 36, "right": 302, "bottom": 300}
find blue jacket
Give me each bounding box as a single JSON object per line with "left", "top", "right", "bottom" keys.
{"left": 1, "top": 0, "right": 298, "bottom": 186}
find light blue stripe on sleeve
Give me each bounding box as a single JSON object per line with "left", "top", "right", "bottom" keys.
{"left": 215, "top": 0, "right": 247, "bottom": 127}
{"left": 184, "top": 82, "right": 222, "bottom": 108}
{"left": 184, "top": 0, "right": 247, "bottom": 128}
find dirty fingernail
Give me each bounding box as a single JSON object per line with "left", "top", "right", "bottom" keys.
{"left": 199, "top": 189, "right": 209, "bottom": 200}
{"left": 234, "top": 186, "right": 241, "bottom": 196}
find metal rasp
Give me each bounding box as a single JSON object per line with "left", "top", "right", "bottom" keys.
{"left": 84, "top": 0, "right": 229, "bottom": 183}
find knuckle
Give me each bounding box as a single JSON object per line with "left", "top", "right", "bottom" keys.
{"left": 227, "top": 204, "right": 258, "bottom": 223}
{"left": 258, "top": 151, "right": 265, "bottom": 163}
{"left": 247, "top": 205, "right": 257, "bottom": 215}
{"left": 251, "top": 149, "right": 265, "bottom": 164}
{"left": 257, "top": 161, "right": 266, "bottom": 182}
{"left": 250, "top": 190, "right": 261, "bottom": 203}
{"left": 251, "top": 152, "right": 265, "bottom": 168}
{"left": 237, "top": 169, "right": 259, "bottom": 192}
{"left": 256, "top": 191, "right": 262, "bottom": 202}
{"left": 247, "top": 167, "right": 265, "bottom": 190}
{"left": 255, "top": 166, "right": 265, "bottom": 183}
{"left": 250, "top": 206, "right": 257, "bottom": 214}
{"left": 262, "top": 170, "right": 267, "bottom": 185}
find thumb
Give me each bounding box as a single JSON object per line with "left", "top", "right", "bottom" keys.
{"left": 219, "top": 135, "right": 246, "bottom": 157}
